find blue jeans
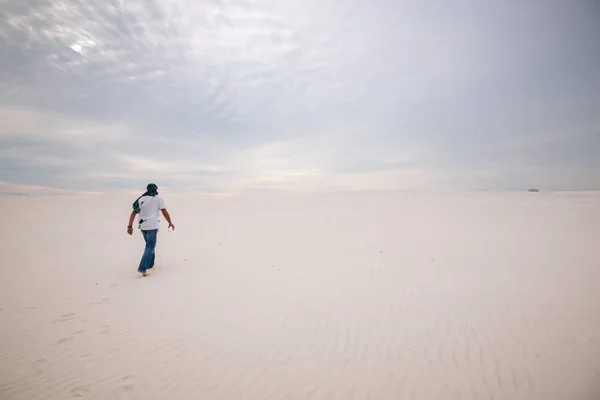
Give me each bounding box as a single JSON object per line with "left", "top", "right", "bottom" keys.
{"left": 138, "top": 229, "right": 157, "bottom": 272}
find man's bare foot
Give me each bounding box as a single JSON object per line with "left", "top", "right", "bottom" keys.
{"left": 139, "top": 270, "right": 148, "bottom": 277}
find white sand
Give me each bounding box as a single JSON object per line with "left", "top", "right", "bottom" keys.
{"left": 1, "top": 191, "right": 599, "bottom": 400}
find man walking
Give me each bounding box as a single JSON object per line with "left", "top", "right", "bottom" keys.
{"left": 127, "top": 183, "right": 175, "bottom": 276}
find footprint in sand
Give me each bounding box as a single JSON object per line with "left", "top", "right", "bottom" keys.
{"left": 58, "top": 337, "right": 74, "bottom": 344}
{"left": 69, "top": 384, "right": 90, "bottom": 398}
{"left": 120, "top": 375, "right": 136, "bottom": 392}
{"left": 57, "top": 330, "right": 84, "bottom": 344}
{"left": 31, "top": 358, "right": 47, "bottom": 377}
{"left": 89, "top": 298, "right": 111, "bottom": 306}
{"left": 32, "top": 358, "right": 47, "bottom": 368}
{"left": 56, "top": 312, "right": 77, "bottom": 323}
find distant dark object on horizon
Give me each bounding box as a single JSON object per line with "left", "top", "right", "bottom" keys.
{"left": 528, "top": 188, "right": 540, "bottom": 192}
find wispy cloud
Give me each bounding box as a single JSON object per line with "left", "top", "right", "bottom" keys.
{"left": 1, "top": 0, "right": 599, "bottom": 195}
{"left": 0, "top": 180, "right": 104, "bottom": 196}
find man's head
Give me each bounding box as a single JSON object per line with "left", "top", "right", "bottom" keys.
{"left": 146, "top": 183, "right": 158, "bottom": 196}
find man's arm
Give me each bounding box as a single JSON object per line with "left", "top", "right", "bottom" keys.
{"left": 127, "top": 211, "right": 136, "bottom": 235}
{"left": 161, "top": 208, "right": 174, "bottom": 229}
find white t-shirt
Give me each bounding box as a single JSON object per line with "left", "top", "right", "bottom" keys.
{"left": 137, "top": 195, "right": 166, "bottom": 230}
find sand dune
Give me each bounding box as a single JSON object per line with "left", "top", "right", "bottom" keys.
{"left": 1, "top": 191, "right": 599, "bottom": 399}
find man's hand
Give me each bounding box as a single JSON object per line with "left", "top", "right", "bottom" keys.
{"left": 127, "top": 211, "right": 136, "bottom": 236}
{"left": 161, "top": 208, "right": 174, "bottom": 231}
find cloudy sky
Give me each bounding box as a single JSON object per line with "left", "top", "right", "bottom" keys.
{"left": 1, "top": 0, "right": 599, "bottom": 195}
